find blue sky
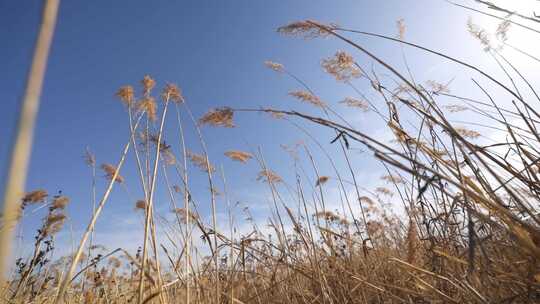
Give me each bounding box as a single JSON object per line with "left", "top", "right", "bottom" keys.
{"left": 2, "top": 0, "right": 540, "bottom": 258}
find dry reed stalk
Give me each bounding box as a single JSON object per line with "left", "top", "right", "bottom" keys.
{"left": 54, "top": 113, "right": 144, "bottom": 304}
{"left": 7, "top": 10, "right": 540, "bottom": 304}
{"left": 218, "top": 165, "right": 236, "bottom": 304}
{"left": 184, "top": 103, "right": 221, "bottom": 303}
{"left": 269, "top": 61, "right": 372, "bottom": 243}
{"left": 138, "top": 90, "right": 173, "bottom": 304}
{"left": 80, "top": 148, "right": 97, "bottom": 294}
{"left": 172, "top": 102, "right": 192, "bottom": 304}
{"left": 0, "top": 0, "right": 60, "bottom": 284}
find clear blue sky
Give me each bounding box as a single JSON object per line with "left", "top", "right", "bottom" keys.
{"left": 2, "top": 0, "right": 539, "bottom": 256}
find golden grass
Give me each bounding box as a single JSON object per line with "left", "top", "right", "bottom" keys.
{"left": 3, "top": 6, "right": 540, "bottom": 304}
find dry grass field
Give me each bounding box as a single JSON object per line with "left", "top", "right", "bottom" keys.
{"left": 1, "top": 1, "right": 540, "bottom": 303}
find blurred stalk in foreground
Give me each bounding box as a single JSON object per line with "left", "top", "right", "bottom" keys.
{"left": 0, "top": 0, "right": 60, "bottom": 282}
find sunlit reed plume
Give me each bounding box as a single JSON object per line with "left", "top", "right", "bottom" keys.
{"left": 224, "top": 150, "right": 253, "bottom": 163}
{"left": 162, "top": 83, "right": 184, "bottom": 103}
{"left": 141, "top": 75, "right": 156, "bottom": 96}
{"left": 321, "top": 51, "right": 361, "bottom": 81}
{"left": 137, "top": 97, "right": 157, "bottom": 121}
{"left": 426, "top": 80, "right": 450, "bottom": 94}
{"left": 340, "top": 97, "right": 369, "bottom": 112}
{"left": 455, "top": 127, "right": 481, "bottom": 139}
{"left": 289, "top": 90, "right": 326, "bottom": 108}
{"left": 264, "top": 61, "right": 284, "bottom": 73}
{"left": 199, "top": 107, "right": 235, "bottom": 128}
{"left": 467, "top": 17, "right": 491, "bottom": 51}
{"left": 44, "top": 213, "right": 66, "bottom": 237}
{"left": 277, "top": 20, "right": 336, "bottom": 38}
{"left": 381, "top": 174, "right": 404, "bottom": 184}
{"left": 116, "top": 85, "right": 135, "bottom": 106}
{"left": 256, "top": 169, "right": 282, "bottom": 183}
{"left": 314, "top": 210, "right": 342, "bottom": 223}
{"left": 100, "top": 163, "right": 125, "bottom": 183}
{"left": 22, "top": 189, "right": 48, "bottom": 204}
{"left": 186, "top": 150, "right": 215, "bottom": 173}
{"left": 496, "top": 19, "right": 511, "bottom": 43}
{"left": 51, "top": 196, "right": 70, "bottom": 210}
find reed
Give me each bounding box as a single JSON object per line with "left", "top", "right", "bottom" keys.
{"left": 2, "top": 4, "right": 540, "bottom": 303}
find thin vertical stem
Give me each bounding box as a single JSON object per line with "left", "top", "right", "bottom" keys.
{"left": 55, "top": 113, "right": 144, "bottom": 304}
{"left": 138, "top": 97, "right": 171, "bottom": 303}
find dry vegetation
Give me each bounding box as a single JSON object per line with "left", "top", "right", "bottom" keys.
{"left": 2, "top": 1, "right": 540, "bottom": 303}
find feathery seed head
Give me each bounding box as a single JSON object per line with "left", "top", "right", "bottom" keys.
{"left": 277, "top": 20, "right": 337, "bottom": 39}
{"left": 321, "top": 51, "right": 361, "bottom": 81}
{"left": 359, "top": 196, "right": 375, "bottom": 208}
{"left": 340, "top": 97, "right": 369, "bottom": 112}
{"left": 22, "top": 189, "right": 48, "bottom": 204}
{"left": 264, "top": 61, "right": 284, "bottom": 73}
{"left": 162, "top": 83, "right": 184, "bottom": 103}
{"left": 496, "top": 19, "right": 511, "bottom": 43}
{"left": 257, "top": 169, "right": 282, "bottom": 183}
{"left": 314, "top": 210, "right": 342, "bottom": 223}
{"left": 116, "top": 85, "right": 135, "bottom": 106}
{"left": 137, "top": 97, "right": 157, "bottom": 121}
{"left": 51, "top": 196, "right": 70, "bottom": 210}
{"left": 44, "top": 213, "right": 66, "bottom": 236}
{"left": 467, "top": 18, "right": 491, "bottom": 52}
{"left": 187, "top": 150, "right": 215, "bottom": 173}
{"left": 224, "top": 150, "right": 253, "bottom": 163}
{"left": 455, "top": 127, "right": 481, "bottom": 139}
{"left": 289, "top": 90, "right": 326, "bottom": 108}
{"left": 426, "top": 80, "right": 450, "bottom": 94}
{"left": 101, "top": 163, "right": 124, "bottom": 183}
{"left": 199, "top": 107, "right": 235, "bottom": 128}
{"left": 141, "top": 75, "right": 156, "bottom": 96}
{"left": 381, "top": 175, "right": 404, "bottom": 184}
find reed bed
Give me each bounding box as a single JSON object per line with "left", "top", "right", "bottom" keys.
{"left": 1, "top": 3, "right": 540, "bottom": 303}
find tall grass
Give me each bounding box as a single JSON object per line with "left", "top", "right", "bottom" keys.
{"left": 2, "top": 4, "right": 540, "bottom": 304}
